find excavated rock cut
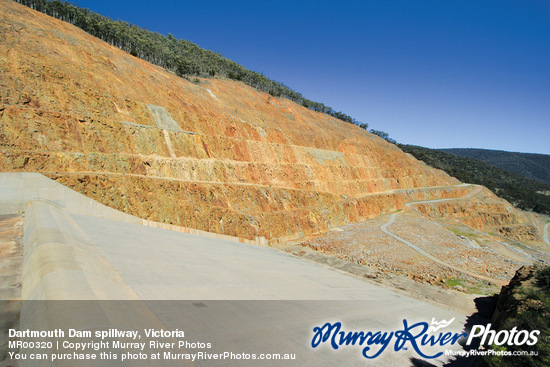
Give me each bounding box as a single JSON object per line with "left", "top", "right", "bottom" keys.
{"left": 0, "top": 1, "right": 538, "bottom": 241}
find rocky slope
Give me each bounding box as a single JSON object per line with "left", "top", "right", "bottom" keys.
{"left": 479, "top": 265, "right": 550, "bottom": 366}
{"left": 0, "top": 0, "right": 541, "bottom": 242}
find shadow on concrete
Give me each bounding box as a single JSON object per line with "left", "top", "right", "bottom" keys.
{"left": 410, "top": 357, "right": 437, "bottom": 366}
{"left": 409, "top": 295, "right": 498, "bottom": 367}
{"left": 0, "top": 300, "right": 21, "bottom": 365}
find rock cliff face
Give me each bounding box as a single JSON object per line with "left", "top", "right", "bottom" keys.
{"left": 0, "top": 1, "right": 540, "bottom": 242}
{"left": 413, "top": 187, "right": 539, "bottom": 241}
{"left": 490, "top": 266, "right": 539, "bottom": 327}
{"left": 483, "top": 265, "right": 550, "bottom": 367}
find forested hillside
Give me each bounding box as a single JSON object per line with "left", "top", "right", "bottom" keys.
{"left": 400, "top": 145, "right": 550, "bottom": 215}
{"left": 442, "top": 148, "right": 550, "bottom": 186}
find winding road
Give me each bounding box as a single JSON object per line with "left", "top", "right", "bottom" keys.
{"left": 380, "top": 184, "right": 507, "bottom": 286}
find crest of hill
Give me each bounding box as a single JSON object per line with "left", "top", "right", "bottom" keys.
{"left": 0, "top": 0, "right": 539, "bottom": 243}
{"left": 12, "top": 0, "right": 365, "bottom": 129}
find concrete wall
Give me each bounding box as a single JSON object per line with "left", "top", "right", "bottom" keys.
{"left": 0, "top": 173, "right": 268, "bottom": 300}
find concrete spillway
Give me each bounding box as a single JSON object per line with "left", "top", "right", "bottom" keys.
{"left": 1, "top": 173, "right": 468, "bottom": 366}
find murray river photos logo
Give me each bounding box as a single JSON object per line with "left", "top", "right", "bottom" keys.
{"left": 311, "top": 318, "right": 540, "bottom": 359}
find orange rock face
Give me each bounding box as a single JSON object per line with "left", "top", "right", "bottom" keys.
{"left": 0, "top": 1, "right": 538, "bottom": 242}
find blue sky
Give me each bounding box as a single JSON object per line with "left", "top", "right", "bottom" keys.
{"left": 72, "top": 0, "right": 550, "bottom": 154}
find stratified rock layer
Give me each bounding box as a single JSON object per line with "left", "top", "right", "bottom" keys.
{"left": 0, "top": 1, "right": 537, "bottom": 241}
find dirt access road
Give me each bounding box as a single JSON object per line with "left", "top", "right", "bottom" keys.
{"left": 380, "top": 184, "right": 506, "bottom": 285}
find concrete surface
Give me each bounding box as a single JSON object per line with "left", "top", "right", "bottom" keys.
{"left": 0, "top": 173, "right": 471, "bottom": 366}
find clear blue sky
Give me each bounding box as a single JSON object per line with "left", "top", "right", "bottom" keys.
{"left": 72, "top": 0, "right": 550, "bottom": 154}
